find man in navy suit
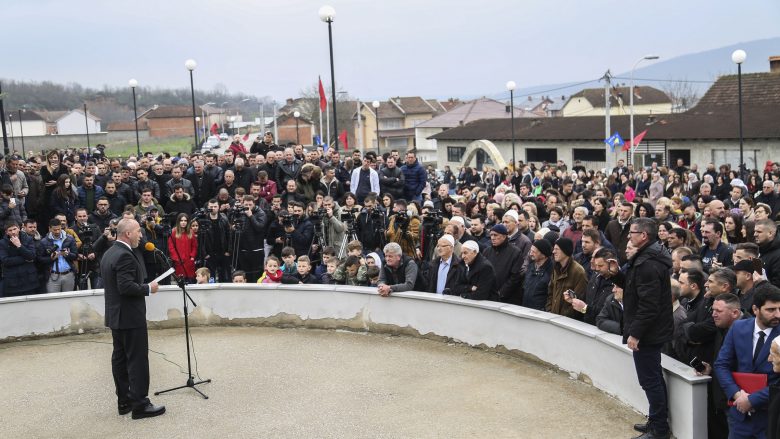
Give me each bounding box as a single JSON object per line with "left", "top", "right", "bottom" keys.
{"left": 101, "top": 218, "right": 165, "bottom": 419}
{"left": 714, "top": 284, "right": 780, "bottom": 439}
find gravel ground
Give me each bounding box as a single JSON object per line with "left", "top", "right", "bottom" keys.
{"left": 0, "top": 327, "right": 644, "bottom": 438}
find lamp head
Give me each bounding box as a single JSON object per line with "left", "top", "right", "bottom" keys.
{"left": 731, "top": 49, "right": 747, "bottom": 65}
{"left": 185, "top": 59, "right": 197, "bottom": 71}
{"left": 293, "top": 111, "right": 301, "bottom": 118}
{"left": 128, "top": 79, "right": 138, "bottom": 88}
{"left": 319, "top": 5, "right": 336, "bottom": 22}
{"left": 372, "top": 100, "right": 380, "bottom": 109}
{"left": 506, "top": 81, "right": 517, "bottom": 91}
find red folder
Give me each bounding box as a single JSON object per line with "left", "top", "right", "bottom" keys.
{"left": 727, "top": 372, "right": 768, "bottom": 406}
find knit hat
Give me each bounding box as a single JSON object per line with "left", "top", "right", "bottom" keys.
{"left": 449, "top": 216, "right": 465, "bottom": 226}
{"left": 503, "top": 210, "right": 519, "bottom": 222}
{"left": 543, "top": 231, "right": 559, "bottom": 246}
{"left": 441, "top": 234, "right": 455, "bottom": 247}
{"left": 532, "top": 239, "right": 553, "bottom": 258}
{"left": 555, "top": 237, "right": 574, "bottom": 257}
{"left": 423, "top": 200, "right": 434, "bottom": 208}
{"left": 462, "top": 240, "right": 480, "bottom": 253}
{"left": 490, "top": 224, "right": 509, "bottom": 235}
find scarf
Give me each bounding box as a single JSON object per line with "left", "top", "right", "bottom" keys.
{"left": 265, "top": 269, "right": 283, "bottom": 283}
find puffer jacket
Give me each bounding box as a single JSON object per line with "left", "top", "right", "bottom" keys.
{"left": 401, "top": 159, "right": 427, "bottom": 200}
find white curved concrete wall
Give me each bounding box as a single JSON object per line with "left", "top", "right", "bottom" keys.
{"left": 0, "top": 284, "right": 709, "bottom": 439}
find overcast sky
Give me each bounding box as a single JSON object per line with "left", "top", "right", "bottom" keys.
{"left": 3, "top": 0, "right": 778, "bottom": 102}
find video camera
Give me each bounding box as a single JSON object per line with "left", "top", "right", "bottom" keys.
{"left": 340, "top": 207, "right": 360, "bottom": 222}
{"left": 423, "top": 208, "right": 444, "bottom": 226}
{"left": 279, "top": 212, "right": 295, "bottom": 228}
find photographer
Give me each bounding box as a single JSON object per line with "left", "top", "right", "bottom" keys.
{"left": 74, "top": 208, "right": 100, "bottom": 289}
{"left": 37, "top": 218, "right": 79, "bottom": 293}
{"left": 141, "top": 207, "right": 167, "bottom": 283}
{"left": 282, "top": 201, "right": 313, "bottom": 260}
{"left": 356, "top": 194, "right": 385, "bottom": 255}
{"left": 200, "top": 200, "right": 231, "bottom": 283}
{"left": 234, "top": 195, "right": 267, "bottom": 283}
{"left": 320, "top": 196, "right": 346, "bottom": 256}
{"left": 386, "top": 199, "right": 420, "bottom": 258}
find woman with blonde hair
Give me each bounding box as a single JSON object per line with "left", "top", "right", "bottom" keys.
{"left": 168, "top": 213, "right": 197, "bottom": 283}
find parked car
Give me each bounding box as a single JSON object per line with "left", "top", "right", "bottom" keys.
{"left": 219, "top": 133, "right": 229, "bottom": 141}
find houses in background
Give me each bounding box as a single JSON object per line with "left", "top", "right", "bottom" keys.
{"left": 561, "top": 85, "right": 672, "bottom": 117}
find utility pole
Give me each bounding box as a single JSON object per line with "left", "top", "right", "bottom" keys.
{"left": 602, "top": 70, "right": 613, "bottom": 172}
{"left": 0, "top": 82, "right": 8, "bottom": 155}
{"left": 357, "top": 100, "right": 363, "bottom": 155}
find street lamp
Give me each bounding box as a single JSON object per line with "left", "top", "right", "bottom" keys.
{"left": 129, "top": 79, "right": 141, "bottom": 157}
{"left": 732, "top": 49, "right": 747, "bottom": 174}
{"left": 18, "top": 109, "right": 26, "bottom": 159}
{"left": 230, "top": 116, "right": 237, "bottom": 136}
{"left": 7, "top": 113, "right": 15, "bottom": 152}
{"left": 293, "top": 111, "right": 301, "bottom": 144}
{"left": 319, "top": 5, "right": 339, "bottom": 150}
{"left": 185, "top": 59, "right": 199, "bottom": 150}
{"left": 506, "top": 81, "right": 517, "bottom": 169}
{"left": 83, "top": 103, "right": 91, "bottom": 156}
{"left": 630, "top": 55, "right": 659, "bottom": 164}
{"left": 372, "top": 100, "right": 380, "bottom": 154}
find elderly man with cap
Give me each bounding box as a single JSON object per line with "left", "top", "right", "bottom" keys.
{"left": 546, "top": 237, "right": 588, "bottom": 319}
{"left": 483, "top": 223, "right": 525, "bottom": 305}
{"left": 502, "top": 209, "right": 531, "bottom": 274}
{"left": 452, "top": 240, "right": 496, "bottom": 300}
{"left": 447, "top": 215, "right": 472, "bottom": 244}
{"left": 427, "top": 234, "right": 464, "bottom": 295}
{"left": 524, "top": 238, "right": 554, "bottom": 310}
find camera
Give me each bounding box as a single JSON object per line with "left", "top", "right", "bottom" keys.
{"left": 340, "top": 207, "right": 359, "bottom": 222}
{"left": 279, "top": 212, "right": 294, "bottom": 228}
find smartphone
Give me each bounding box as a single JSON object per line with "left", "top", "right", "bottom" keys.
{"left": 9, "top": 197, "right": 15, "bottom": 204}
{"left": 689, "top": 356, "right": 706, "bottom": 373}
{"left": 565, "top": 289, "right": 576, "bottom": 300}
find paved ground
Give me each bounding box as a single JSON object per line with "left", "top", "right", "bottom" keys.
{"left": 0, "top": 327, "right": 643, "bottom": 438}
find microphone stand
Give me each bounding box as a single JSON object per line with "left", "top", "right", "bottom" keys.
{"left": 152, "top": 246, "right": 211, "bottom": 399}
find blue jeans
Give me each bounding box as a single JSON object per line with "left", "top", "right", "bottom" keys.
{"left": 633, "top": 343, "right": 669, "bottom": 434}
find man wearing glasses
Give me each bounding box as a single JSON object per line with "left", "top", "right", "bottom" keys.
{"left": 608, "top": 217, "right": 674, "bottom": 439}
{"left": 427, "top": 234, "right": 463, "bottom": 295}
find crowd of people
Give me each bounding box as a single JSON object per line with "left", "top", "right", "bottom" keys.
{"left": 1, "top": 132, "right": 780, "bottom": 438}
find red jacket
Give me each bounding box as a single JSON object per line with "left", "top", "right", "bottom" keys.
{"left": 228, "top": 141, "right": 248, "bottom": 156}
{"left": 168, "top": 232, "right": 197, "bottom": 278}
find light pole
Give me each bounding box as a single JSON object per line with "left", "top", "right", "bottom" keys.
{"left": 506, "top": 81, "right": 517, "bottom": 169}
{"left": 372, "top": 100, "right": 380, "bottom": 154}
{"left": 129, "top": 79, "right": 141, "bottom": 157}
{"left": 185, "top": 59, "right": 199, "bottom": 151}
{"left": 293, "top": 111, "right": 301, "bottom": 144}
{"left": 230, "top": 116, "right": 237, "bottom": 136}
{"left": 7, "top": 112, "right": 15, "bottom": 152}
{"left": 0, "top": 81, "right": 9, "bottom": 156}
{"left": 732, "top": 49, "right": 747, "bottom": 174}
{"left": 630, "top": 55, "right": 659, "bottom": 164}
{"left": 18, "top": 109, "right": 26, "bottom": 159}
{"left": 83, "top": 103, "right": 91, "bottom": 156}
{"left": 319, "top": 5, "right": 339, "bottom": 150}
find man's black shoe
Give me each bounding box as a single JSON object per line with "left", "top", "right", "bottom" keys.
{"left": 631, "top": 430, "right": 671, "bottom": 439}
{"left": 131, "top": 403, "right": 166, "bottom": 419}
{"left": 118, "top": 402, "right": 131, "bottom": 416}
{"left": 633, "top": 422, "right": 649, "bottom": 433}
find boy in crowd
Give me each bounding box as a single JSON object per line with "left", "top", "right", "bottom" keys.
{"left": 232, "top": 270, "right": 247, "bottom": 283}
{"left": 282, "top": 255, "right": 320, "bottom": 284}
{"left": 315, "top": 246, "right": 337, "bottom": 278}
{"left": 195, "top": 267, "right": 211, "bottom": 284}
{"left": 333, "top": 255, "right": 368, "bottom": 286}
{"left": 366, "top": 266, "right": 380, "bottom": 287}
{"left": 280, "top": 246, "right": 297, "bottom": 275}
{"left": 321, "top": 259, "right": 339, "bottom": 284}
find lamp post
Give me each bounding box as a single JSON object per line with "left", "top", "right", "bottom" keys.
{"left": 506, "top": 81, "right": 516, "bottom": 169}
{"left": 732, "top": 49, "right": 747, "bottom": 174}
{"left": 185, "top": 59, "right": 199, "bottom": 151}
{"left": 372, "top": 100, "right": 380, "bottom": 154}
{"left": 0, "top": 81, "right": 9, "bottom": 156}
{"left": 319, "top": 5, "right": 339, "bottom": 150}
{"left": 293, "top": 111, "right": 301, "bottom": 144}
{"left": 7, "top": 113, "right": 15, "bottom": 152}
{"left": 630, "top": 55, "right": 659, "bottom": 164}
{"left": 83, "top": 103, "right": 91, "bottom": 156}
{"left": 18, "top": 109, "right": 26, "bottom": 159}
{"left": 129, "top": 79, "right": 141, "bottom": 157}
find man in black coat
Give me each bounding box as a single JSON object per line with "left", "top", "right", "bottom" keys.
{"left": 608, "top": 218, "right": 673, "bottom": 439}
{"left": 483, "top": 224, "right": 524, "bottom": 305}
{"left": 756, "top": 219, "right": 780, "bottom": 287}
{"left": 100, "top": 218, "right": 165, "bottom": 419}
{"left": 453, "top": 240, "right": 496, "bottom": 300}
{"left": 0, "top": 222, "right": 40, "bottom": 296}
{"left": 427, "top": 234, "right": 464, "bottom": 295}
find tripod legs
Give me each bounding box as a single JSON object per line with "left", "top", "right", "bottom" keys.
{"left": 155, "top": 376, "right": 211, "bottom": 399}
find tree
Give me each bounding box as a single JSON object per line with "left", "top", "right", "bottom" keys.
{"left": 298, "top": 82, "right": 356, "bottom": 151}
{"left": 661, "top": 79, "right": 700, "bottom": 113}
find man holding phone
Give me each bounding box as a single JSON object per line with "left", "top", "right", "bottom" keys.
{"left": 37, "top": 218, "right": 79, "bottom": 293}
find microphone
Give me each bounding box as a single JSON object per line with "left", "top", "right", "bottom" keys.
{"left": 144, "top": 241, "right": 170, "bottom": 264}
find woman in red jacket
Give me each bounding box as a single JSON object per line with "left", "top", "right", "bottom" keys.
{"left": 168, "top": 213, "right": 197, "bottom": 283}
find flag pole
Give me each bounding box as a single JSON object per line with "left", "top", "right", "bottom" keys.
{"left": 326, "top": 100, "right": 331, "bottom": 151}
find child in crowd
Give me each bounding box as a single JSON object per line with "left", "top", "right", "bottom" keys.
{"left": 280, "top": 247, "right": 297, "bottom": 275}
{"left": 258, "top": 256, "right": 283, "bottom": 284}
{"left": 333, "top": 255, "right": 368, "bottom": 286}
{"left": 365, "top": 252, "right": 382, "bottom": 270}
{"left": 320, "top": 259, "right": 339, "bottom": 284}
{"left": 366, "top": 266, "right": 380, "bottom": 287}
{"left": 195, "top": 267, "right": 211, "bottom": 285}
{"left": 315, "top": 246, "right": 337, "bottom": 278}
{"left": 282, "top": 255, "right": 320, "bottom": 284}
{"left": 232, "top": 270, "right": 247, "bottom": 283}
{"left": 346, "top": 240, "right": 363, "bottom": 258}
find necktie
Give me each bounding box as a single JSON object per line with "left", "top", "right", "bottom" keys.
{"left": 753, "top": 331, "right": 766, "bottom": 365}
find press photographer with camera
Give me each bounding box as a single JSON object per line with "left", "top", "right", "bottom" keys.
{"left": 386, "top": 199, "right": 420, "bottom": 258}
{"left": 199, "top": 200, "right": 231, "bottom": 282}
{"left": 74, "top": 208, "right": 100, "bottom": 289}
{"left": 233, "top": 195, "right": 267, "bottom": 283}
{"left": 38, "top": 218, "right": 79, "bottom": 293}
{"left": 280, "top": 201, "right": 313, "bottom": 261}
{"left": 319, "top": 196, "right": 345, "bottom": 256}
{"left": 356, "top": 194, "right": 385, "bottom": 255}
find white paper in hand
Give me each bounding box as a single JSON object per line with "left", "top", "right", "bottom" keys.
{"left": 152, "top": 267, "right": 175, "bottom": 285}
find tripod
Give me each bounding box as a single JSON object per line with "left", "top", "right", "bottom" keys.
{"left": 338, "top": 220, "right": 360, "bottom": 259}
{"left": 308, "top": 220, "right": 327, "bottom": 264}
{"left": 155, "top": 248, "right": 211, "bottom": 399}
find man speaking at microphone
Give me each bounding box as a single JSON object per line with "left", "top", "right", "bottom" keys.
{"left": 101, "top": 218, "right": 165, "bottom": 419}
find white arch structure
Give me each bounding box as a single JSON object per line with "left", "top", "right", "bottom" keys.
{"left": 0, "top": 284, "right": 709, "bottom": 439}
{"left": 460, "top": 139, "right": 507, "bottom": 170}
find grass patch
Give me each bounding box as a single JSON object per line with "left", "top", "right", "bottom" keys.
{"left": 104, "top": 137, "right": 196, "bottom": 158}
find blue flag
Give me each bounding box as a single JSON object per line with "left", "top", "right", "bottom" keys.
{"left": 604, "top": 132, "right": 624, "bottom": 153}
{"left": 314, "top": 135, "right": 322, "bottom": 146}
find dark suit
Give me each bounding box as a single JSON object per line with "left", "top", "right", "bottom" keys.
{"left": 714, "top": 318, "right": 780, "bottom": 439}
{"left": 427, "top": 255, "right": 464, "bottom": 295}
{"left": 101, "top": 241, "right": 151, "bottom": 410}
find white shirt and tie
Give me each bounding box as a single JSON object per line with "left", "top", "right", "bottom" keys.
{"left": 436, "top": 257, "right": 452, "bottom": 295}
{"left": 753, "top": 321, "right": 772, "bottom": 364}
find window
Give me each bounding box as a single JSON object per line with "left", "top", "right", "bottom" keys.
{"left": 712, "top": 149, "right": 758, "bottom": 170}
{"left": 380, "top": 118, "right": 403, "bottom": 130}
{"left": 667, "top": 150, "right": 690, "bottom": 167}
{"left": 388, "top": 138, "right": 408, "bottom": 148}
{"left": 525, "top": 148, "right": 557, "bottom": 163}
{"left": 447, "top": 146, "right": 466, "bottom": 162}
{"left": 572, "top": 148, "right": 606, "bottom": 162}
